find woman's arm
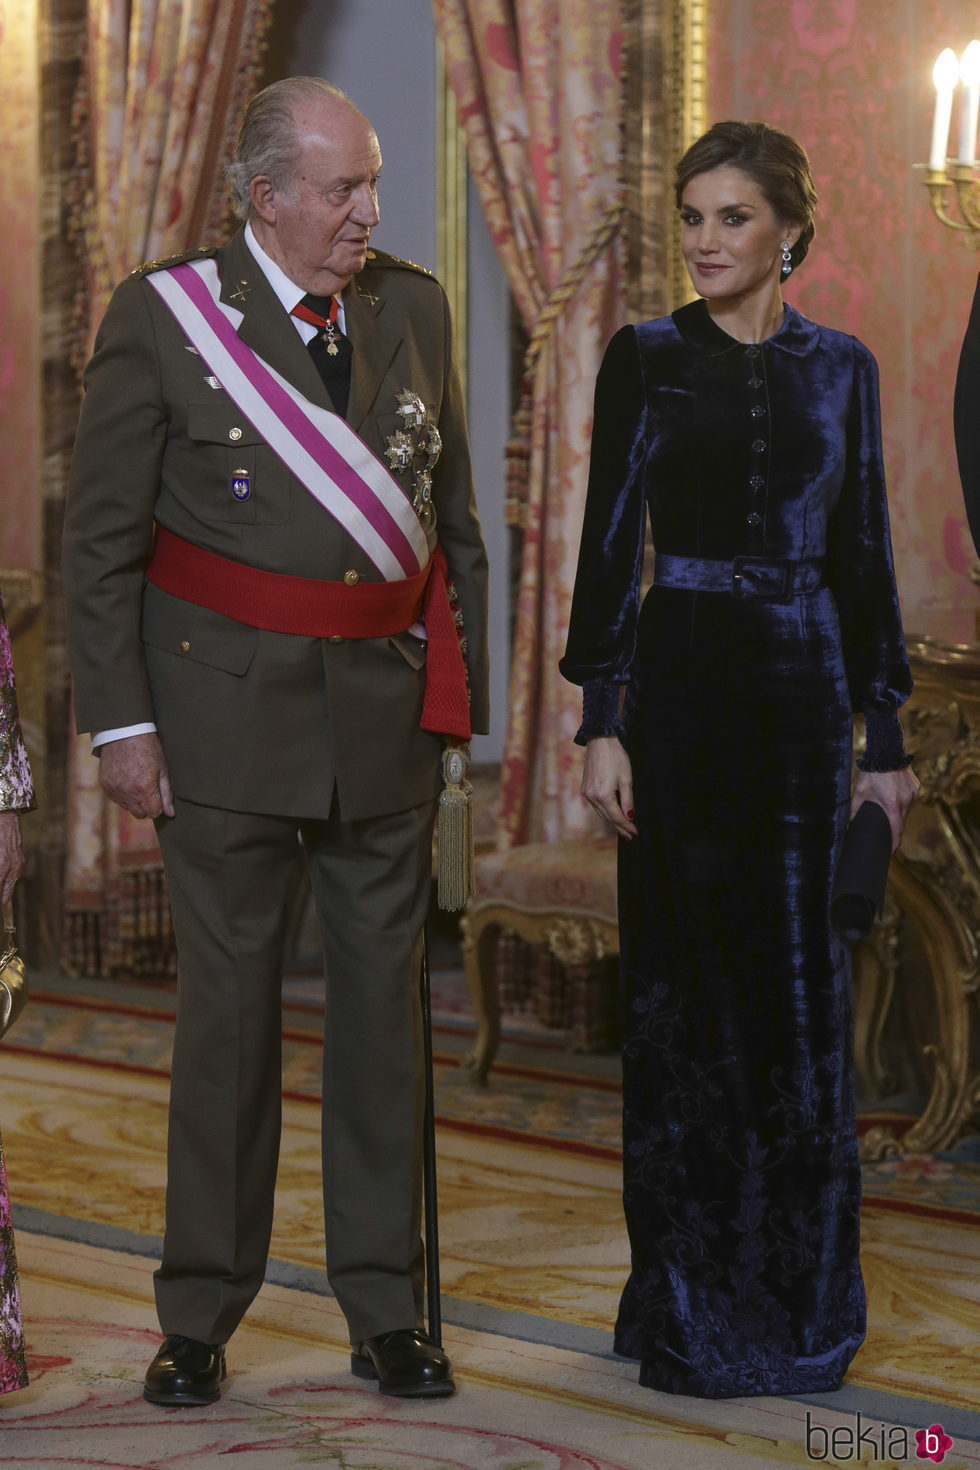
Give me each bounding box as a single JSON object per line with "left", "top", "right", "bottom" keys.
{"left": 0, "top": 812, "right": 23, "bottom": 904}
{"left": 559, "top": 326, "right": 648, "bottom": 695}
{"left": 581, "top": 735, "right": 638, "bottom": 839}
{"left": 826, "top": 342, "right": 916, "bottom": 843}
{"left": 850, "top": 767, "right": 919, "bottom": 851}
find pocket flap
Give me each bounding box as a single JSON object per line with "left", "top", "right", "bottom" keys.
{"left": 142, "top": 582, "right": 257, "bottom": 675}
{"left": 187, "top": 401, "right": 262, "bottom": 447}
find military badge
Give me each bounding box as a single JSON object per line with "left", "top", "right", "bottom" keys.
{"left": 384, "top": 431, "right": 414, "bottom": 472}
{"left": 385, "top": 389, "right": 442, "bottom": 528}
{"left": 231, "top": 468, "right": 251, "bottom": 501}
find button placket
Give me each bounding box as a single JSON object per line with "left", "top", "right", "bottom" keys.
{"left": 744, "top": 346, "right": 770, "bottom": 554}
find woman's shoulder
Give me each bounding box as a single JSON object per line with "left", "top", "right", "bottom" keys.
{"left": 635, "top": 313, "right": 685, "bottom": 345}
{"left": 792, "top": 307, "right": 877, "bottom": 366}
{"left": 606, "top": 314, "right": 686, "bottom": 368}
{"left": 598, "top": 316, "right": 687, "bottom": 393}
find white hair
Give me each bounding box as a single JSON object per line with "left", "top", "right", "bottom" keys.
{"left": 228, "top": 76, "right": 357, "bottom": 220}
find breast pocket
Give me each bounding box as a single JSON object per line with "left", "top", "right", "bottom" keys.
{"left": 186, "top": 401, "right": 289, "bottom": 524}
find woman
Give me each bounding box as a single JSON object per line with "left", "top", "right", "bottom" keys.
{"left": 0, "top": 588, "right": 33, "bottom": 1394}
{"left": 560, "top": 121, "right": 917, "bottom": 1399}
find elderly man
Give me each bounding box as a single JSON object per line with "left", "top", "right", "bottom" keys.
{"left": 63, "top": 77, "right": 488, "bottom": 1405}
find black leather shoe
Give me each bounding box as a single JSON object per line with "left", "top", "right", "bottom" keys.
{"left": 351, "top": 1328, "right": 455, "bottom": 1397}
{"left": 143, "top": 1334, "right": 226, "bottom": 1406}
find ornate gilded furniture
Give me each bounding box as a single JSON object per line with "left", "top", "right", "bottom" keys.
{"left": 858, "top": 619, "right": 980, "bottom": 1158}
{"left": 460, "top": 837, "right": 618, "bottom": 1084}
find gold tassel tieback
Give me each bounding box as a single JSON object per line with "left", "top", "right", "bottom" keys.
{"left": 437, "top": 742, "right": 474, "bottom": 911}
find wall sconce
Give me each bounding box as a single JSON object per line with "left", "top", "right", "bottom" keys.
{"left": 924, "top": 42, "right": 980, "bottom": 242}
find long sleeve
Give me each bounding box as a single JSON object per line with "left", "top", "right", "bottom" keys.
{"left": 559, "top": 326, "right": 648, "bottom": 741}
{"left": 429, "top": 284, "right": 490, "bottom": 735}
{"left": 63, "top": 275, "right": 166, "bottom": 735}
{"left": 954, "top": 273, "right": 980, "bottom": 558}
{"left": 0, "top": 596, "right": 35, "bottom": 813}
{"left": 825, "top": 343, "right": 913, "bottom": 770}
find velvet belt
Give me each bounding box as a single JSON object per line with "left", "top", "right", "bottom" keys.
{"left": 654, "top": 553, "right": 826, "bottom": 604}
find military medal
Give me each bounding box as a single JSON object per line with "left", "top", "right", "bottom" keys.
{"left": 385, "top": 389, "right": 443, "bottom": 529}
{"left": 231, "top": 467, "right": 250, "bottom": 501}
{"left": 291, "top": 296, "right": 343, "bottom": 355}
{"left": 385, "top": 431, "right": 414, "bottom": 471}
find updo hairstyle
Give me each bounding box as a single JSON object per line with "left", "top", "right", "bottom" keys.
{"left": 674, "top": 121, "right": 818, "bottom": 271}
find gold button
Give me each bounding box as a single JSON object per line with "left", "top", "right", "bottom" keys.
{"left": 344, "top": 569, "right": 360, "bottom": 587}
{"left": 327, "top": 634, "right": 345, "bottom": 644}
{"left": 228, "top": 426, "right": 243, "bottom": 441}
{"left": 180, "top": 640, "right": 191, "bottom": 653}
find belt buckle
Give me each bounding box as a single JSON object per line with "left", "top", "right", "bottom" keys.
{"left": 731, "top": 555, "right": 795, "bottom": 604}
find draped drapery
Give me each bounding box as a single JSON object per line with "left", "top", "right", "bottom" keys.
{"left": 62, "top": 0, "right": 271, "bottom": 975}
{"left": 432, "top": 1, "right": 629, "bottom": 846}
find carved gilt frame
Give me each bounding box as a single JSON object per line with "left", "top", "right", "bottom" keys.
{"left": 624, "top": 0, "right": 707, "bottom": 319}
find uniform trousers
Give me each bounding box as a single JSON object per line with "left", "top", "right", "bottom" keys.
{"left": 153, "top": 791, "right": 436, "bottom": 1346}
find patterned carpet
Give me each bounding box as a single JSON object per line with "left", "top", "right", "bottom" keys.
{"left": 0, "top": 974, "right": 978, "bottom": 1467}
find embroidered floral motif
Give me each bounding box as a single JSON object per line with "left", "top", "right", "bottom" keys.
{"left": 0, "top": 602, "right": 35, "bottom": 814}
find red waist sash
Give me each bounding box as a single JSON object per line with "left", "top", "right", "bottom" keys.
{"left": 146, "top": 526, "right": 471, "bottom": 739}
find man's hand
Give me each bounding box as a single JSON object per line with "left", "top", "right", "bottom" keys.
{"left": 99, "top": 732, "right": 175, "bottom": 820}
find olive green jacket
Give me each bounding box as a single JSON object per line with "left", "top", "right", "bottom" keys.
{"left": 63, "top": 229, "right": 489, "bottom": 820}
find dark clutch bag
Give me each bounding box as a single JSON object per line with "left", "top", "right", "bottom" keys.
{"left": 830, "top": 801, "right": 893, "bottom": 946}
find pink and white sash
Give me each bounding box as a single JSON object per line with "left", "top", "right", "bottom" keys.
{"left": 146, "top": 259, "right": 429, "bottom": 583}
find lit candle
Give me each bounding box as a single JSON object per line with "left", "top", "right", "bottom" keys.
{"left": 958, "top": 40, "right": 980, "bottom": 164}
{"left": 931, "top": 48, "right": 959, "bottom": 171}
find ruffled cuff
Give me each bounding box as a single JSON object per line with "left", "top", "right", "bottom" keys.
{"left": 856, "top": 707, "right": 913, "bottom": 772}
{"left": 574, "top": 678, "right": 625, "bottom": 747}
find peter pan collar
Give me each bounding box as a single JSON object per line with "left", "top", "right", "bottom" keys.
{"left": 672, "top": 298, "right": 820, "bottom": 358}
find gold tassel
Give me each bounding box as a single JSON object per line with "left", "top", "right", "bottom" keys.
{"left": 437, "top": 741, "right": 474, "bottom": 911}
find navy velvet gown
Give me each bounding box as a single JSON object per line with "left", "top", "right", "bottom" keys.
{"left": 560, "top": 301, "right": 912, "bottom": 1399}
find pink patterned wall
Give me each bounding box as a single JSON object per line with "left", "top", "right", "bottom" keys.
{"left": 0, "top": 0, "right": 41, "bottom": 570}
{"left": 708, "top": 0, "right": 980, "bottom": 632}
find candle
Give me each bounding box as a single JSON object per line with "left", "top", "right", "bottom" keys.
{"left": 958, "top": 40, "right": 980, "bottom": 164}
{"left": 931, "top": 48, "right": 959, "bottom": 171}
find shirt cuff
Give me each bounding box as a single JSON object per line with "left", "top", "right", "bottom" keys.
{"left": 574, "top": 678, "right": 625, "bottom": 747}
{"left": 92, "top": 722, "right": 157, "bottom": 750}
{"left": 856, "top": 708, "right": 912, "bottom": 772}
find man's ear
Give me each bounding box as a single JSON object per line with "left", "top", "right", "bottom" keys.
{"left": 250, "top": 176, "right": 277, "bottom": 225}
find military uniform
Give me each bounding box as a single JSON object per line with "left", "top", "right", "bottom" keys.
{"left": 63, "top": 227, "right": 489, "bottom": 1346}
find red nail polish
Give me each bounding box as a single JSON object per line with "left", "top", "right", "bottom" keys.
{"left": 627, "top": 809, "right": 635, "bottom": 820}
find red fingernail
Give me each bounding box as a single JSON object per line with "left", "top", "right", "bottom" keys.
{"left": 627, "top": 809, "right": 635, "bottom": 820}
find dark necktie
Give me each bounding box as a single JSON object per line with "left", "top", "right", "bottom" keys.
{"left": 291, "top": 293, "right": 353, "bottom": 420}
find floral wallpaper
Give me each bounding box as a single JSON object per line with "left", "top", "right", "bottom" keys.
{"left": 708, "top": 0, "right": 980, "bottom": 635}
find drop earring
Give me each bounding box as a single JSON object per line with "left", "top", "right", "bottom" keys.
{"left": 781, "top": 242, "right": 793, "bottom": 277}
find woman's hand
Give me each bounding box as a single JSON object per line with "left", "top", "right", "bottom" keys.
{"left": 581, "top": 735, "right": 638, "bottom": 840}
{"left": 0, "top": 810, "right": 24, "bottom": 905}
{"left": 851, "top": 767, "right": 920, "bottom": 852}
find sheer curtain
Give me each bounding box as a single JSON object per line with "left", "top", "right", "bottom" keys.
{"left": 432, "top": 0, "right": 629, "bottom": 846}
{"left": 62, "top": 0, "right": 271, "bottom": 975}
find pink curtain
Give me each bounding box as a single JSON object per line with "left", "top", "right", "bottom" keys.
{"left": 62, "top": 0, "right": 271, "bottom": 975}
{"left": 432, "top": 1, "right": 629, "bottom": 847}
